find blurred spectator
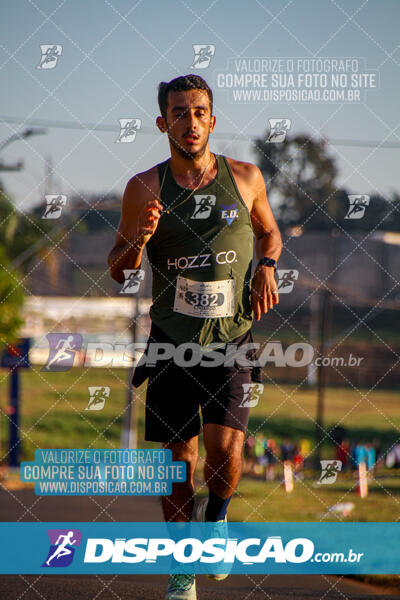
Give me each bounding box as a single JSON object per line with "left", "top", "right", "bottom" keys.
{"left": 254, "top": 433, "right": 268, "bottom": 474}
{"left": 386, "top": 443, "right": 400, "bottom": 469}
{"left": 281, "top": 439, "right": 295, "bottom": 462}
{"left": 299, "top": 438, "right": 311, "bottom": 468}
{"left": 352, "top": 441, "right": 368, "bottom": 468}
{"left": 244, "top": 435, "right": 256, "bottom": 473}
{"left": 293, "top": 444, "right": 304, "bottom": 479}
{"left": 336, "top": 439, "right": 350, "bottom": 471}
{"left": 264, "top": 439, "right": 278, "bottom": 481}
{"left": 365, "top": 442, "right": 376, "bottom": 478}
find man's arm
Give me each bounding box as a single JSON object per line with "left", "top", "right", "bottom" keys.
{"left": 107, "top": 175, "right": 162, "bottom": 284}
{"left": 249, "top": 166, "right": 283, "bottom": 320}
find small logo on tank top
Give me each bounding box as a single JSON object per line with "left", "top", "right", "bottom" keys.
{"left": 190, "top": 195, "right": 216, "bottom": 219}
{"left": 221, "top": 202, "right": 239, "bottom": 226}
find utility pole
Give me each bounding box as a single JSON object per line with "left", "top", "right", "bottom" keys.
{"left": 307, "top": 293, "right": 319, "bottom": 386}
{"left": 44, "top": 155, "right": 54, "bottom": 197}
{"left": 314, "top": 288, "right": 332, "bottom": 468}
{"left": 314, "top": 230, "right": 337, "bottom": 468}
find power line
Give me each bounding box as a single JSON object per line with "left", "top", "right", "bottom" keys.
{"left": 1, "top": 115, "right": 400, "bottom": 148}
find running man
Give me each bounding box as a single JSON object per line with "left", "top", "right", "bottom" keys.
{"left": 45, "top": 531, "right": 77, "bottom": 566}
{"left": 108, "top": 74, "right": 282, "bottom": 600}
{"left": 44, "top": 334, "right": 77, "bottom": 370}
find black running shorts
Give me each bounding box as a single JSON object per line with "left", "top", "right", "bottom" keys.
{"left": 133, "top": 323, "right": 256, "bottom": 444}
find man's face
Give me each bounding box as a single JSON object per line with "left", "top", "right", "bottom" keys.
{"left": 163, "top": 89, "right": 215, "bottom": 159}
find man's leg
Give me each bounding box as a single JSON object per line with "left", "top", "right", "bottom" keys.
{"left": 203, "top": 424, "right": 244, "bottom": 519}
{"left": 161, "top": 436, "right": 199, "bottom": 522}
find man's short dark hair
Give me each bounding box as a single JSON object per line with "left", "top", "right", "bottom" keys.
{"left": 158, "top": 74, "right": 213, "bottom": 121}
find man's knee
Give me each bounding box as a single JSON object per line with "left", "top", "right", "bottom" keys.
{"left": 207, "top": 439, "right": 244, "bottom": 470}
{"left": 204, "top": 425, "right": 244, "bottom": 465}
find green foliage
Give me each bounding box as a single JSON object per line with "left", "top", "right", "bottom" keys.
{"left": 0, "top": 186, "right": 54, "bottom": 272}
{"left": 0, "top": 245, "right": 25, "bottom": 350}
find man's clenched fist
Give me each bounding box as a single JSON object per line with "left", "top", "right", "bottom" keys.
{"left": 135, "top": 198, "right": 163, "bottom": 247}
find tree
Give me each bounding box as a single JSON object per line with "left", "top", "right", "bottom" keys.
{"left": 253, "top": 134, "right": 342, "bottom": 230}
{"left": 0, "top": 184, "right": 54, "bottom": 272}
{"left": 253, "top": 134, "right": 400, "bottom": 232}
{"left": 0, "top": 245, "right": 24, "bottom": 351}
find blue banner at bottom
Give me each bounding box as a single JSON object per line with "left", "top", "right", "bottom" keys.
{"left": 0, "top": 522, "right": 398, "bottom": 574}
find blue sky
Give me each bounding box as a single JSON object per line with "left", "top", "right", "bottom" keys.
{"left": 1, "top": 0, "right": 399, "bottom": 210}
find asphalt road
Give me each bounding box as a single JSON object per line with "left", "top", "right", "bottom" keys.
{"left": 0, "top": 487, "right": 397, "bottom": 600}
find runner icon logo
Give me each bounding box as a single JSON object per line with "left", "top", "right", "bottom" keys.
{"left": 42, "top": 529, "right": 82, "bottom": 567}
{"left": 190, "top": 195, "right": 216, "bottom": 219}
{"left": 190, "top": 45, "right": 215, "bottom": 69}
{"left": 276, "top": 269, "right": 299, "bottom": 294}
{"left": 115, "top": 119, "right": 141, "bottom": 143}
{"left": 266, "top": 119, "right": 291, "bottom": 143}
{"left": 239, "top": 383, "right": 264, "bottom": 408}
{"left": 37, "top": 45, "right": 62, "bottom": 69}
{"left": 318, "top": 460, "right": 343, "bottom": 484}
{"left": 345, "top": 195, "right": 370, "bottom": 219}
{"left": 42, "top": 333, "right": 83, "bottom": 372}
{"left": 120, "top": 269, "right": 145, "bottom": 294}
{"left": 86, "top": 386, "right": 110, "bottom": 411}
{"left": 42, "top": 195, "right": 67, "bottom": 220}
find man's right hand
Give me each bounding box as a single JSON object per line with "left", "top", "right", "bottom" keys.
{"left": 108, "top": 170, "right": 164, "bottom": 282}
{"left": 135, "top": 198, "right": 163, "bottom": 248}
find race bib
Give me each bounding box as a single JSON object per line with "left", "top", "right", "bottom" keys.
{"left": 173, "top": 275, "right": 235, "bottom": 318}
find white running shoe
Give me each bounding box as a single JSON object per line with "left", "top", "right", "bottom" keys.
{"left": 195, "top": 497, "right": 230, "bottom": 581}
{"left": 164, "top": 573, "right": 197, "bottom": 600}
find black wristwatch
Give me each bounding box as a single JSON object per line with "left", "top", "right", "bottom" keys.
{"left": 257, "top": 257, "right": 277, "bottom": 270}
